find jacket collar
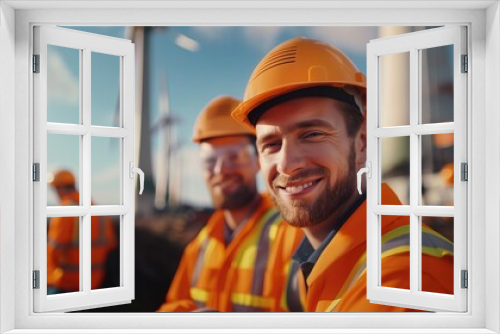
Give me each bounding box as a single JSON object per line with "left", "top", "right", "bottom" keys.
{"left": 306, "top": 183, "right": 402, "bottom": 285}
{"left": 292, "top": 194, "right": 365, "bottom": 281}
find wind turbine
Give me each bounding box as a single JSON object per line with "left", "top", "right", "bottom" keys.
{"left": 152, "top": 31, "right": 199, "bottom": 210}
{"left": 122, "top": 27, "right": 199, "bottom": 213}
{"left": 151, "top": 73, "right": 178, "bottom": 209}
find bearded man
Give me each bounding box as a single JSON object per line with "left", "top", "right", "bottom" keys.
{"left": 157, "top": 96, "right": 303, "bottom": 312}
{"left": 232, "top": 38, "right": 454, "bottom": 312}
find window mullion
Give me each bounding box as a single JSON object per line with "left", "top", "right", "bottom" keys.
{"left": 122, "top": 51, "right": 135, "bottom": 295}
{"left": 409, "top": 47, "right": 420, "bottom": 295}
{"left": 82, "top": 47, "right": 91, "bottom": 207}
{"left": 81, "top": 47, "right": 92, "bottom": 294}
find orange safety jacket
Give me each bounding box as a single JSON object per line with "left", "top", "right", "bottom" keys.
{"left": 297, "top": 183, "right": 454, "bottom": 312}
{"left": 47, "top": 191, "right": 117, "bottom": 292}
{"left": 157, "top": 194, "right": 304, "bottom": 312}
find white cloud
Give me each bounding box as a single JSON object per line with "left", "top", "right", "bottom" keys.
{"left": 175, "top": 34, "right": 200, "bottom": 52}
{"left": 47, "top": 50, "right": 79, "bottom": 104}
{"left": 307, "top": 27, "right": 378, "bottom": 54}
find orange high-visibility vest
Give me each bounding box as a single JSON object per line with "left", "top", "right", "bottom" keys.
{"left": 301, "top": 184, "right": 454, "bottom": 312}
{"left": 157, "top": 194, "right": 304, "bottom": 312}
{"left": 47, "top": 191, "right": 117, "bottom": 292}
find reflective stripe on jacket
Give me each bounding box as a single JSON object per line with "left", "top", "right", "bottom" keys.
{"left": 303, "top": 183, "right": 454, "bottom": 312}
{"left": 157, "top": 194, "right": 304, "bottom": 312}
{"left": 47, "top": 191, "right": 117, "bottom": 292}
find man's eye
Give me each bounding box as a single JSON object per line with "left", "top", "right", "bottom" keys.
{"left": 303, "top": 131, "right": 323, "bottom": 139}
{"left": 261, "top": 142, "right": 281, "bottom": 153}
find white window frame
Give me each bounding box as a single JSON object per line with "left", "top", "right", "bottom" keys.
{"left": 33, "top": 25, "right": 136, "bottom": 312}
{"left": 366, "top": 26, "right": 467, "bottom": 312}
{"left": 0, "top": 2, "right": 498, "bottom": 333}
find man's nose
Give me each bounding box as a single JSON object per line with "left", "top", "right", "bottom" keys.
{"left": 276, "top": 141, "right": 306, "bottom": 176}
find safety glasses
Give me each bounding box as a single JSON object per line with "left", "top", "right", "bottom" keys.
{"left": 200, "top": 143, "right": 255, "bottom": 173}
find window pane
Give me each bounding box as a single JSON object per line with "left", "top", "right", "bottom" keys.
{"left": 47, "top": 134, "right": 80, "bottom": 206}
{"left": 91, "top": 215, "right": 120, "bottom": 290}
{"left": 47, "top": 45, "right": 80, "bottom": 124}
{"left": 421, "top": 134, "right": 454, "bottom": 206}
{"left": 380, "top": 52, "right": 410, "bottom": 127}
{"left": 91, "top": 137, "right": 121, "bottom": 205}
{"left": 421, "top": 45, "right": 454, "bottom": 124}
{"left": 92, "top": 52, "right": 121, "bottom": 127}
{"left": 47, "top": 216, "right": 80, "bottom": 294}
{"left": 381, "top": 136, "right": 410, "bottom": 205}
{"left": 380, "top": 215, "right": 410, "bottom": 290}
{"left": 421, "top": 216, "right": 454, "bottom": 295}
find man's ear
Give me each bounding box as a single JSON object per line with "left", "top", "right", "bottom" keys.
{"left": 355, "top": 119, "right": 367, "bottom": 169}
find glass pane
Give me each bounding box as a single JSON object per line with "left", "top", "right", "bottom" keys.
{"left": 380, "top": 214, "right": 410, "bottom": 290}
{"left": 91, "top": 137, "right": 121, "bottom": 205}
{"left": 421, "top": 134, "right": 454, "bottom": 206}
{"left": 47, "top": 134, "right": 80, "bottom": 206}
{"left": 91, "top": 215, "right": 119, "bottom": 290}
{"left": 381, "top": 136, "right": 410, "bottom": 205}
{"left": 92, "top": 52, "right": 121, "bottom": 127}
{"left": 380, "top": 52, "right": 410, "bottom": 127}
{"left": 47, "top": 216, "right": 80, "bottom": 294}
{"left": 47, "top": 45, "right": 80, "bottom": 124}
{"left": 421, "top": 45, "right": 454, "bottom": 124}
{"left": 421, "top": 216, "right": 454, "bottom": 295}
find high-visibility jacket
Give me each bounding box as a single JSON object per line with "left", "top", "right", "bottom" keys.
{"left": 301, "top": 183, "right": 454, "bottom": 312}
{"left": 157, "top": 194, "right": 304, "bottom": 312}
{"left": 47, "top": 191, "right": 117, "bottom": 292}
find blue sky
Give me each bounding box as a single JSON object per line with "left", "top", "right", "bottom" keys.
{"left": 48, "top": 26, "right": 382, "bottom": 207}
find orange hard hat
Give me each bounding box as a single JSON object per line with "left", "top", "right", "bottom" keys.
{"left": 51, "top": 170, "right": 76, "bottom": 188}
{"left": 192, "top": 95, "right": 255, "bottom": 143}
{"left": 433, "top": 133, "right": 454, "bottom": 149}
{"left": 232, "top": 37, "right": 367, "bottom": 128}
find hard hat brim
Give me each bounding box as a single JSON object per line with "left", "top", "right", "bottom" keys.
{"left": 232, "top": 81, "right": 366, "bottom": 129}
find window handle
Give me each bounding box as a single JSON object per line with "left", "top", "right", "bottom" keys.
{"left": 129, "top": 162, "right": 144, "bottom": 195}
{"left": 357, "top": 162, "right": 371, "bottom": 195}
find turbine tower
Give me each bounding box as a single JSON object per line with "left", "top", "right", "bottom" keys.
{"left": 125, "top": 27, "right": 199, "bottom": 213}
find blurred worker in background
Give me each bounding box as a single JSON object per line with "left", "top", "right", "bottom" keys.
{"left": 157, "top": 96, "right": 304, "bottom": 312}
{"left": 47, "top": 170, "right": 117, "bottom": 295}
{"left": 232, "top": 37, "right": 454, "bottom": 312}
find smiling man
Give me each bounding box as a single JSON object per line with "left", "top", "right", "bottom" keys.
{"left": 232, "top": 37, "right": 455, "bottom": 312}
{"left": 157, "top": 95, "right": 303, "bottom": 312}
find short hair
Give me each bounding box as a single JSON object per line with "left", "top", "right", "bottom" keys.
{"left": 336, "top": 100, "right": 364, "bottom": 138}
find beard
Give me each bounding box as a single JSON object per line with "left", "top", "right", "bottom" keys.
{"left": 209, "top": 175, "right": 257, "bottom": 210}
{"left": 269, "top": 146, "right": 357, "bottom": 228}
